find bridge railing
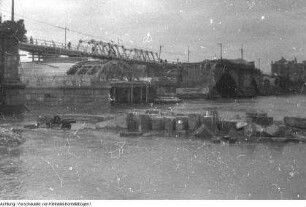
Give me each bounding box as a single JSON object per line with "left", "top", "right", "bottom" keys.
{"left": 23, "top": 38, "right": 86, "bottom": 52}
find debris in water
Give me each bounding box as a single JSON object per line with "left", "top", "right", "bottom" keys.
{"left": 0, "top": 127, "right": 25, "bottom": 147}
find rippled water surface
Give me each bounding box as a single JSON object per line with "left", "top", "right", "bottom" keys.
{"left": 1, "top": 95, "right": 306, "bottom": 200}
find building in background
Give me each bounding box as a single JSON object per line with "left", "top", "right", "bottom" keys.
{"left": 271, "top": 57, "right": 306, "bottom": 93}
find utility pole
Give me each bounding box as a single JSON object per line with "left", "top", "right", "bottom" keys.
{"left": 240, "top": 44, "right": 244, "bottom": 60}
{"left": 218, "top": 43, "right": 223, "bottom": 60}
{"left": 159, "top": 45, "right": 164, "bottom": 61}
{"left": 11, "top": 0, "right": 14, "bottom": 22}
{"left": 64, "top": 27, "right": 68, "bottom": 47}
{"left": 187, "top": 46, "right": 191, "bottom": 62}
{"left": 258, "top": 58, "right": 261, "bottom": 70}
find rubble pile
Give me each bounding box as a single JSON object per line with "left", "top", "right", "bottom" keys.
{"left": 122, "top": 109, "right": 306, "bottom": 144}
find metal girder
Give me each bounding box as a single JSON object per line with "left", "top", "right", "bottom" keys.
{"left": 77, "top": 39, "right": 159, "bottom": 62}
{"left": 20, "top": 38, "right": 160, "bottom": 65}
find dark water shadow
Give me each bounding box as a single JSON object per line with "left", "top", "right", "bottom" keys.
{"left": 0, "top": 147, "right": 24, "bottom": 199}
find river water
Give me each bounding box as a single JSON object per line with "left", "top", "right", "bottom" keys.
{"left": 1, "top": 95, "right": 306, "bottom": 200}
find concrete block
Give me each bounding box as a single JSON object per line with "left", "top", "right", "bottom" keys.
{"left": 244, "top": 123, "right": 265, "bottom": 137}
{"left": 236, "top": 121, "right": 248, "bottom": 130}
{"left": 188, "top": 114, "right": 201, "bottom": 131}
{"left": 246, "top": 111, "right": 273, "bottom": 126}
{"left": 284, "top": 117, "right": 306, "bottom": 129}
{"left": 151, "top": 117, "right": 165, "bottom": 131}
{"left": 165, "top": 117, "right": 176, "bottom": 136}
{"left": 139, "top": 114, "right": 151, "bottom": 132}
{"left": 200, "top": 115, "right": 216, "bottom": 131}
{"left": 264, "top": 124, "right": 286, "bottom": 137}
{"left": 218, "top": 120, "right": 238, "bottom": 132}
{"left": 227, "top": 127, "right": 241, "bottom": 138}
{"left": 176, "top": 116, "right": 189, "bottom": 131}
{"left": 193, "top": 124, "right": 215, "bottom": 139}
{"left": 126, "top": 112, "right": 139, "bottom": 132}
{"left": 251, "top": 116, "right": 273, "bottom": 126}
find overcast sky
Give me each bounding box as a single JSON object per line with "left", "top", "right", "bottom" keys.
{"left": 1, "top": 0, "right": 306, "bottom": 73}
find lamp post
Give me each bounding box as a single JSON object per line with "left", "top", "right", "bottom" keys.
{"left": 159, "top": 45, "right": 164, "bottom": 61}
{"left": 240, "top": 44, "right": 244, "bottom": 60}
{"left": 64, "top": 27, "right": 68, "bottom": 47}
{"left": 11, "top": 0, "right": 14, "bottom": 22}
{"left": 218, "top": 43, "right": 223, "bottom": 60}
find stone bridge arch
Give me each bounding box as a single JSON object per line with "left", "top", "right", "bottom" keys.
{"left": 95, "top": 60, "right": 137, "bottom": 81}
{"left": 67, "top": 59, "right": 140, "bottom": 82}
{"left": 215, "top": 72, "right": 240, "bottom": 97}
{"left": 213, "top": 60, "right": 261, "bottom": 98}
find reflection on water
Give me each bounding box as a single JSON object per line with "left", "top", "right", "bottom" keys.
{"left": 1, "top": 95, "right": 306, "bottom": 199}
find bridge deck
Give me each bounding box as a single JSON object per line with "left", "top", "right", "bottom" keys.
{"left": 19, "top": 38, "right": 162, "bottom": 65}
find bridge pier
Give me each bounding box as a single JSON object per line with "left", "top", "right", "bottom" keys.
{"left": 0, "top": 19, "right": 27, "bottom": 115}
{"left": 130, "top": 85, "right": 134, "bottom": 104}
{"left": 109, "top": 82, "right": 150, "bottom": 105}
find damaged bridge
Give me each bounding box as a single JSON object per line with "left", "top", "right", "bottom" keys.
{"left": 20, "top": 37, "right": 263, "bottom": 100}
{"left": 177, "top": 59, "right": 263, "bottom": 98}
{"left": 19, "top": 38, "right": 160, "bottom": 64}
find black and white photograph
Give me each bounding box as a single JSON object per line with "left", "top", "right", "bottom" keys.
{"left": 1, "top": 0, "right": 306, "bottom": 203}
